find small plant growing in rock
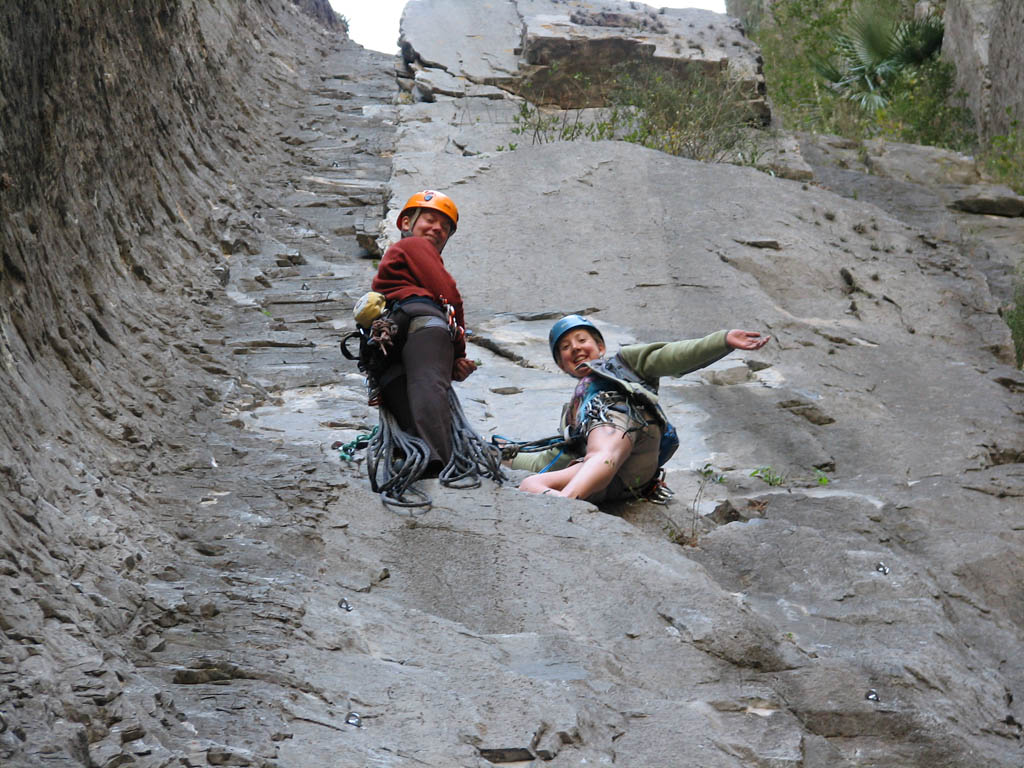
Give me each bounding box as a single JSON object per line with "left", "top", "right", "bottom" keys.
{"left": 680, "top": 462, "right": 724, "bottom": 544}
{"left": 814, "top": 468, "right": 830, "bottom": 486}
{"left": 751, "top": 465, "right": 786, "bottom": 486}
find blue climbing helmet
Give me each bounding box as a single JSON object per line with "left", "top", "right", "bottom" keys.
{"left": 548, "top": 315, "right": 604, "bottom": 363}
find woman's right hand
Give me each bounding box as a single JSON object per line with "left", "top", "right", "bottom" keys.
{"left": 452, "top": 357, "right": 477, "bottom": 381}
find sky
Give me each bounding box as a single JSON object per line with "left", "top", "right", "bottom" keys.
{"left": 330, "top": 1, "right": 728, "bottom": 54}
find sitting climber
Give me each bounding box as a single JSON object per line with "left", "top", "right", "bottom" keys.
{"left": 370, "top": 189, "right": 477, "bottom": 476}
{"left": 512, "top": 315, "right": 770, "bottom": 503}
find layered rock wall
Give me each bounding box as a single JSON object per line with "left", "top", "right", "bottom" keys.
{"left": 2, "top": 0, "right": 1023, "bottom": 766}
{"left": 0, "top": 1, "right": 355, "bottom": 763}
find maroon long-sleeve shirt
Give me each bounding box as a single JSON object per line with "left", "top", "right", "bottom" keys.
{"left": 371, "top": 236, "right": 467, "bottom": 358}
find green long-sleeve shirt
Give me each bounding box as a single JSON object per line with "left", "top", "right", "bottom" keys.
{"left": 509, "top": 330, "right": 730, "bottom": 473}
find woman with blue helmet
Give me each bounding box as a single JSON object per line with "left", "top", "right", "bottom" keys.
{"left": 513, "top": 315, "right": 770, "bottom": 503}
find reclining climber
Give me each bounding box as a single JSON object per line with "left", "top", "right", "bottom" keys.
{"left": 510, "top": 315, "right": 770, "bottom": 503}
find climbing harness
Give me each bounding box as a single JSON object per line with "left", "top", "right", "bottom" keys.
{"left": 341, "top": 305, "right": 401, "bottom": 406}
{"left": 581, "top": 355, "right": 681, "bottom": 470}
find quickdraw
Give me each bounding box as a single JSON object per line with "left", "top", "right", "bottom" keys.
{"left": 439, "top": 294, "right": 463, "bottom": 343}
{"left": 334, "top": 427, "right": 379, "bottom": 462}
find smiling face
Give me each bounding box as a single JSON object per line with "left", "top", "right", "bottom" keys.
{"left": 555, "top": 328, "right": 606, "bottom": 377}
{"left": 399, "top": 208, "right": 453, "bottom": 251}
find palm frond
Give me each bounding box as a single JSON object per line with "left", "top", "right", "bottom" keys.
{"left": 811, "top": 53, "right": 846, "bottom": 85}
{"left": 845, "top": 10, "right": 899, "bottom": 69}
{"left": 891, "top": 16, "right": 944, "bottom": 66}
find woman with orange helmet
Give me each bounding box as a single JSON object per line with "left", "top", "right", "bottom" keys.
{"left": 370, "top": 190, "right": 476, "bottom": 476}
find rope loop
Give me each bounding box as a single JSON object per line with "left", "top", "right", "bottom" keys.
{"left": 361, "top": 388, "right": 506, "bottom": 511}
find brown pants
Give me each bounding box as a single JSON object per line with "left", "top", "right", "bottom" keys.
{"left": 381, "top": 304, "right": 454, "bottom": 472}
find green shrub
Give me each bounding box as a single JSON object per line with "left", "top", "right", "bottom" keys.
{"left": 750, "top": 0, "right": 975, "bottom": 149}
{"left": 605, "top": 64, "right": 759, "bottom": 163}
{"left": 813, "top": 10, "right": 944, "bottom": 111}
{"left": 875, "top": 59, "right": 975, "bottom": 148}
{"left": 983, "top": 115, "right": 1024, "bottom": 195}
{"left": 746, "top": 0, "right": 855, "bottom": 131}
{"left": 509, "top": 64, "right": 760, "bottom": 164}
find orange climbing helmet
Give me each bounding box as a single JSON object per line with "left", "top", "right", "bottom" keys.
{"left": 399, "top": 189, "right": 459, "bottom": 234}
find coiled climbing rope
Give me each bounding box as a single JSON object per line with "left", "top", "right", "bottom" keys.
{"left": 366, "top": 407, "right": 433, "bottom": 510}
{"left": 440, "top": 388, "right": 505, "bottom": 489}
{"left": 362, "top": 388, "right": 505, "bottom": 510}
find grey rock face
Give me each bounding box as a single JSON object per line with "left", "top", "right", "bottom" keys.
{"left": 943, "top": 0, "right": 1024, "bottom": 139}
{"left": 400, "top": 0, "right": 768, "bottom": 119}
{"left": 383, "top": 12, "right": 1022, "bottom": 762}
{"left": 797, "top": 132, "right": 1024, "bottom": 309}
{"left": 988, "top": 0, "right": 1024, "bottom": 137}
{"left": 1, "top": 1, "right": 1023, "bottom": 768}
{"left": 942, "top": 0, "right": 998, "bottom": 137}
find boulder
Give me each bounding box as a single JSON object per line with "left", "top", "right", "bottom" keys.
{"left": 950, "top": 184, "right": 1024, "bottom": 216}
{"left": 863, "top": 138, "right": 982, "bottom": 186}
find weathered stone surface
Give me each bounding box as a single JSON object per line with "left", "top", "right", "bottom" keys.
{"left": 988, "top": 0, "right": 1024, "bottom": 137}
{"left": 723, "top": 129, "right": 814, "bottom": 181}
{"left": 2, "top": 2, "right": 1023, "bottom": 768}
{"left": 950, "top": 184, "right": 1024, "bottom": 216}
{"left": 944, "top": 0, "right": 1024, "bottom": 139}
{"left": 400, "top": 0, "right": 769, "bottom": 120}
{"left": 385, "top": 129, "right": 1022, "bottom": 764}
{"left": 863, "top": 138, "right": 982, "bottom": 186}
{"left": 797, "top": 130, "right": 1024, "bottom": 310}
{"left": 399, "top": 0, "right": 523, "bottom": 83}
{"left": 944, "top": 0, "right": 997, "bottom": 136}
{"left": 412, "top": 67, "right": 511, "bottom": 101}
